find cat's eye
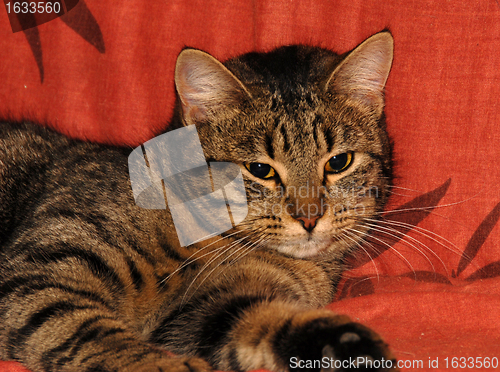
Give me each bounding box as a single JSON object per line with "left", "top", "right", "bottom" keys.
{"left": 325, "top": 152, "right": 354, "bottom": 174}
{"left": 245, "top": 162, "right": 276, "bottom": 179}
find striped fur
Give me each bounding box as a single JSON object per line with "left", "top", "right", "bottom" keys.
{"left": 0, "top": 32, "right": 397, "bottom": 372}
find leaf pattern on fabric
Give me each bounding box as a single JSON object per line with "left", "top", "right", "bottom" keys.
{"left": 21, "top": 0, "right": 105, "bottom": 83}
{"left": 337, "top": 276, "right": 375, "bottom": 300}
{"left": 455, "top": 201, "right": 500, "bottom": 277}
{"left": 60, "top": 1, "right": 105, "bottom": 53}
{"left": 340, "top": 181, "right": 500, "bottom": 299}
{"left": 466, "top": 261, "right": 500, "bottom": 281}
{"left": 350, "top": 179, "right": 451, "bottom": 268}
{"left": 400, "top": 271, "right": 452, "bottom": 284}
{"left": 64, "top": 0, "right": 80, "bottom": 12}
{"left": 22, "top": 27, "right": 44, "bottom": 83}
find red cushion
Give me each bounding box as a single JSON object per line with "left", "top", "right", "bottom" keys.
{"left": 1, "top": 1, "right": 500, "bottom": 371}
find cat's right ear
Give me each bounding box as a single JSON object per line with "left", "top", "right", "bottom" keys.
{"left": 175, "top": 49, "right": 252, "bottom": 125}
{"left": 325, "top": 32, "right": 393, "bottom": 116}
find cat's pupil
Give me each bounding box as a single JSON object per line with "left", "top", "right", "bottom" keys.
{"left": 326, "top": 152, "right": 353, "bottom": 173}
{"left": 247, "top": 163, "right": 274, "bottom": 179}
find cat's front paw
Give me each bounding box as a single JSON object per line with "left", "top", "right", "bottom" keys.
{"left": 125, "top": 356, "right": 212, "bottom": 372}
{"left": 277, "top": 312, "right": 398, "bottom": 372}
{"left": 316, "top": 323, "right": 397, "bottom": 372}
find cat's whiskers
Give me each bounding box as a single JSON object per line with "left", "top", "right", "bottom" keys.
{"left": 374, "top": 190, "right": 484, "bottom": 217}
{"left": 188, "top": 233, "right": 252, "bottom": 279}
{"left": 385, "top": 190, "right": 419, "bottom": 197}
{"left": 385, "top": 184, "right": 430, "bottom": 197}
{"left": 343, "top": 226, "right": 398, "bottom": 284}
{"left": 363, "top": 198, "right": 476, "bottom": 263}
{"left": 341, "top": 228, "right": 380, "bottom": 284}
{"left": 227, "top": 236, "right": 271, "bottom": 268}
{"left": 163, "top": 216, "right": 266, "bottom": 280}
{"left": 365, "top": 217, "right": 465, "bottom": 263}
{"left": 222, "top": 231, "right": 269, "bottom": 265}
{"left": 180, "top": 231, "right": 270, "bottom": 308}
{"left": 361, "top": 220, "right": 441, "bottom": 274}
{"left": 347, "top": 225, "right": 417, "bottom": 280}
{"left": 342, "top": 228, "right": 387, "bottom": 285}
{"left": 161, "top": 229, "right": 245, "bottom": 284}
{"left": 178, "top": 225, "right": 267, "bottom": 300}
{"left": 190, "top": 234, "right": 272, "bottom": 301}
{"left": 387, "top": 185, "right": 423, "bottom": 192}
{"left": 178, "top": 237, "right": 250, "bottom": 309}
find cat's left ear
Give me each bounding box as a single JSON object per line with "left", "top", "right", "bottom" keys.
{"left": 325, "top": 32, "right": 393, "bottom": 115}
{"left": 175, "top": 49, "right": 252, "bottom": 125}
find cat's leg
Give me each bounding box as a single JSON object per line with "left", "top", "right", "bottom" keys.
{"left": 151, "top": 253, "right": 397, "bottom": 372}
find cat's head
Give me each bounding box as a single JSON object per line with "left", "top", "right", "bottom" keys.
{"left": 173, "top": 32, "right": 393, "bottom": 259}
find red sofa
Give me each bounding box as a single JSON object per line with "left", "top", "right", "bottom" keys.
{"left": 1, "top": 1, "right": 500, "bottom": 371}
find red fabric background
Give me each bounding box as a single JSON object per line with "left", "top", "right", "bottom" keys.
{"left": 1, "top": 1, "right": 500, "bottom": 371}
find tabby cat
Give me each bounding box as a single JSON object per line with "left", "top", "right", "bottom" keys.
{"left": 0, "top": 32, "right": 396, "bottom": 372}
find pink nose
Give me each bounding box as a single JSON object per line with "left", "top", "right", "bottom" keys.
{"left": 295, "top": 215, "right": 321, "bottom": 232}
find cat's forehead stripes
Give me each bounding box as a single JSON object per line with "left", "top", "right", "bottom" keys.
{"left": 268, "top": 112, "right": 322, "bottom": 163}
{"left": 264, "top": 132, "right": 274, "bottom": 159}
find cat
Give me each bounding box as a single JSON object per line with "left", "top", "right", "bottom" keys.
{"left": 0, "top": 31, "right": 396, "bottom": 372}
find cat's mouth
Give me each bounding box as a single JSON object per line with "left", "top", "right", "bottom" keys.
{"left": 274, "top": 236, "right": 341, "bottom": 259}
{"left": 270, "top": 219, "right": 362, "bottom": 258}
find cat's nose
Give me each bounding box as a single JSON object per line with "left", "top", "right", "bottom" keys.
{"left": 295, "top": 215, "right": 321, "bottom": 232}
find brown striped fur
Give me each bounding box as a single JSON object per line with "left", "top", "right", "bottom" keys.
{"left": 0, "top": 32, "right": 397, "bottom": 371}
